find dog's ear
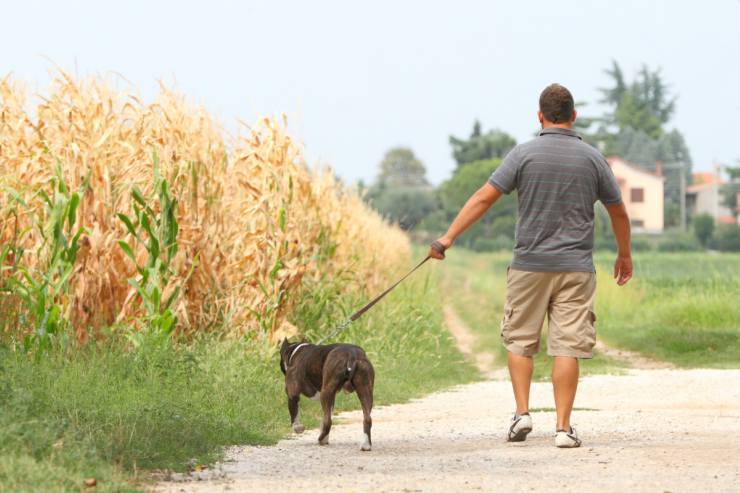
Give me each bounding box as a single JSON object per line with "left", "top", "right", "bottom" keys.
{"left": 280, "top": 338, "right": 289, "bottom": 351}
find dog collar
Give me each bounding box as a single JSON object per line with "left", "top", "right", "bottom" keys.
{"left": 288, "top": 343, "right": 309, "bottom": 365}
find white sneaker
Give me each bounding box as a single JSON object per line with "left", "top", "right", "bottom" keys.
{"left": 507, "top": 412, "right": 532, "bottom": 442}
{"left": 555, "top": 427, "right": 582, "bottom": 448}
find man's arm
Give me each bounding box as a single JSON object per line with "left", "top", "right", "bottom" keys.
{"left": 605, "top": 202, "right": 633, "bottom": 285}
{"left": 428, "top": 183, "right": 502, "bottom": 259}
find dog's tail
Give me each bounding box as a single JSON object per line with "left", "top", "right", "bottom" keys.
{"left": 342, "top": 354, "right": 358, "bottom": 393}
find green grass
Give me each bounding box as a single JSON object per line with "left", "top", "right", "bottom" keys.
{"left": 593, "top": 251, "right": 740, "bottom": 367}
{"left": 437, "top": 248, "right": 740, "bottom": 371}
{"left": 0, "top": 271, "right": 477, "bottom": 492}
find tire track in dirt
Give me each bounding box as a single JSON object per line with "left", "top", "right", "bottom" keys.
{"left": 442, "top": 303, "right": 507, "bottom": 380}
{"left": 594, "top": 339, "right": 676, "bottom": 369}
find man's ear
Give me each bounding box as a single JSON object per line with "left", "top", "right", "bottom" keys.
{"left": 571, "top": 109, "right": 577, "bottom": 124}
{"left": 537, "top": 110, "right": 544, "bottom": 126}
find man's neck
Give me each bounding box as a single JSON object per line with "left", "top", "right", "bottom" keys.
{"left": 541, "top": 122, "right": 574, "bottom": 130}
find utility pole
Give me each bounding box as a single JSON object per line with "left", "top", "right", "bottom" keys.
{"left": 661, "top": 162, "right": 688, "bottom": 232}
{"left": 679, "top": 162, "right": 686, "bottom": 232}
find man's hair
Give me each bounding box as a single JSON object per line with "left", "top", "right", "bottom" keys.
{"left": 539, "top": 83, "right": 574, "bottom": 123}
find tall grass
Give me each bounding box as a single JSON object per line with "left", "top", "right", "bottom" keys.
{"left": 0, "top": 72, "right": 409, "bottom": 343}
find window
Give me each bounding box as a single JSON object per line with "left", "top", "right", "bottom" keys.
{"left": 630, "top": 188, "right": 644, "bottom": 203}
{"left": 631, "top": 219, "right": 645, "bottom": 228}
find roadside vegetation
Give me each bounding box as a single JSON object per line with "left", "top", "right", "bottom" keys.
{"left": 0, "top": 274, "right": 475, "bottom": 492}
{"left": 439, "top": 249, "right": 740, "bottom": 374}
{"left": 0, "top": 73, "right": 475, "bottom": 492}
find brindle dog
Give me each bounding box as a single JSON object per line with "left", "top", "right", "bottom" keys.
{"left": 279, "top": 339, "right": 375, "bottom": 451}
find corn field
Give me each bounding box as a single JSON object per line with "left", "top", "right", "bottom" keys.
{"left": 0, "top": 72, "right": 409, "bottom": 344}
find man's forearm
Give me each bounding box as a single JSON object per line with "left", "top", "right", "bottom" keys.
{"left": 607, "top": 204, "right": 631, "bottom": 256}
{"left": 443, "top": 185, "right": 499, "bottom": 243}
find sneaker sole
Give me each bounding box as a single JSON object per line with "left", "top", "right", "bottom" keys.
{"left": 556, "top": 442, "right": 581, "bottom": 448}
{"left": 507, "top": 426, "right": 532, "bottom": 442}
{"left": 555, "top": 436, "right": 582, "bottom": 448}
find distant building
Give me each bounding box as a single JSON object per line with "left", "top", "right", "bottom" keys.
{"left": 686, "top": 166, "right": 736, "bottom": 224}
{"left": 606, "top": 156, "right": 664, "bottom": 233}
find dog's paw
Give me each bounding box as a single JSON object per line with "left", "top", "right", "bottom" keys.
{"left": 292, "top": 423, "right": 305, "bottom": 434}
{"left": 318, "top": 437, "right": 329, "bottom": 446}
{"left": 360, "top": 443, "right": 372, "bottom": 452}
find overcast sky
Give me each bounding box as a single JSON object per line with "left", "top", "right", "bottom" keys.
{"left": 3, "top": 0, "right": 738, "bottom": 184}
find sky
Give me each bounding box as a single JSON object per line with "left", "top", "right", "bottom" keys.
{"left": 3, "top": 0, "right": 739, "bottom": 185}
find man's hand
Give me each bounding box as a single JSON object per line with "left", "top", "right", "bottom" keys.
{"left": 429, "top": 236, "right": 453, "bottom": 260}
{"left": 614, "top": 255, "right": 633, "bottom": 286}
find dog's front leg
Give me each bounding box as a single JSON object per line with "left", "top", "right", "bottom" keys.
{"left": 317, "top": 389, "right": 336, "bottom": 445}
{"left": 288, "top": 395, "right": 305, "bottom": 433}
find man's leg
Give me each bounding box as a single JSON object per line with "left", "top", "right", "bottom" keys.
{"left": 508, "top": 352, "right": 533, "bottom": 414}
{"left": 552, "top": 356, "right": 579, "bottom": 430}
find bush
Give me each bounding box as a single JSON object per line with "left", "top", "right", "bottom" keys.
{"left": 631, "top": 237, "right": 653, "bottom": 252}
{"left": 368, "top": 186, "right": 438, "bottom": 230}
{"left": 715, "top": 223, "right": 740, "bottom": 252}
{"left": 656, "top": 233, "right": 701, "bottom": 252}
{"left": 594, "top": 237, "right": 617, "bottom": 252}
{"left": 692, "top": 213, "right": 715, "bottom": 247}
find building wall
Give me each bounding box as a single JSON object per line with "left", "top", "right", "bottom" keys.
{"left": 608, "top": 158, "right": 664, "bottom": 233}
{"left": 691, "top": 185, "right": 732, "bottom": 219}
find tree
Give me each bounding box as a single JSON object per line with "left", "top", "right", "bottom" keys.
{"left": 437, "top": 159, "right": 517, "bottom": 248}
{"left": 376, "top": 147, "right": 428, "bottom": 187}
{"left": 583, "top": 61, "right": 692, "bottom": 229}
{"left": 692, "top": 213, "right": 715, "bottom": 247}
{"left": 449, "top": 121, "right": 516, "bottom": 167}
{"left": 588, "top": 61, "right": 690, "bottom": 170}
{"left": 599, "top": 61, "right": 676, "bottom": 139}
{"left": 366, "top": 147, "right": 437, "bottom": 230}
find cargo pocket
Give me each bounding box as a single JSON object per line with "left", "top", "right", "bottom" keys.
{"left": 584, "top": 309, "right": 597, "bottom": 351}
{"left": 500, "top": 306, "right": 514, "bottom": 340}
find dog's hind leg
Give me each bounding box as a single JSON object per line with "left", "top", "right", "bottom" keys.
{"left": 317, "top": 388, "right": 337, "bottom": 445}
{"left": 355, "top": 363, "right": 374, "bottom": 451}
{"left": 288, "top": 395, "right": 304, "bottom": 434}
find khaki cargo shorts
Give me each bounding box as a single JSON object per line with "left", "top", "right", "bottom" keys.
{"left": 500, "top": 267, "right": 597, "bottom": 359}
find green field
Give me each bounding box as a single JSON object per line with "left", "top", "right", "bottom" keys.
{"left": 439, "top": 249, "right": 740, "bottom": 374}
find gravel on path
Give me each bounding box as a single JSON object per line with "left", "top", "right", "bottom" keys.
{"left": 157, "top": 368, "right": 740, "bottom": 493}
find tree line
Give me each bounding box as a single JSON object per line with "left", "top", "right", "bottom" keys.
{"left": 363, "top": 61, "right": 740, "bottom": 252}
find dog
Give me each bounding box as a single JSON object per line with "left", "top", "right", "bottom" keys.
{"left": 279, "top": 339, "right": 375, "bottom": 451}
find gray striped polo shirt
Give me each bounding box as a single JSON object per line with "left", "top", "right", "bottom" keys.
{"left": 489, "top": 127, "right": 622, "bottom": 273}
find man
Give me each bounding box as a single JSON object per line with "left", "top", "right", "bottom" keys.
{"left": 429, "top": 83, "right": 632, "bottom": 448}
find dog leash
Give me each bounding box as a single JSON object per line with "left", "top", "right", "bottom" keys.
{"left": 316, "top": 241, "right": 447, "bottom": 344}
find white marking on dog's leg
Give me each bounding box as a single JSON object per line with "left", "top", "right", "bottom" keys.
{"left": 291, "top": 410, "right": 305, "bottom": 434}
{"left": 361, "top": 433, "right": 371, "bottom": 451}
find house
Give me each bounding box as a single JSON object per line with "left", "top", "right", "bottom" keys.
{"left": 686, "top": 166, "right": 736, "bottom": 224}
{"left": 606, "top": 156, "right": 664, "bottom": 233}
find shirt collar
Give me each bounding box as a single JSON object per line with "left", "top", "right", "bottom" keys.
{"left": 538, "top": 127, "right": 582, "bottom": 140}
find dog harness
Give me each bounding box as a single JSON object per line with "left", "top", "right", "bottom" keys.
{"left": 288, "top": 343, "right": 310, "bottom": 365}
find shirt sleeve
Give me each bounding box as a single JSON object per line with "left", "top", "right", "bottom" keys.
{"left": 488, "top": 146, "right": 520, "bottom": 194}
{"left": 596, "top": 157, "right": 623, "bottom": 205}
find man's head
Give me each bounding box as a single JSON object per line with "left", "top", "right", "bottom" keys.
{"left": 538, "top": 83, "right": 576, "bottom": 127}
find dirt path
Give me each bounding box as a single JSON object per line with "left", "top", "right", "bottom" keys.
{"left": 594, "top": 339, "right": 676, "bottom": 369}
{"left": 442, "top": 304, "right": 507, "bottom": 379}
{"left": 158, "top": 305, "right": 740, "bottom": 492}
{"left": 158, "top": 369, "right": 740, "bottom": 493}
